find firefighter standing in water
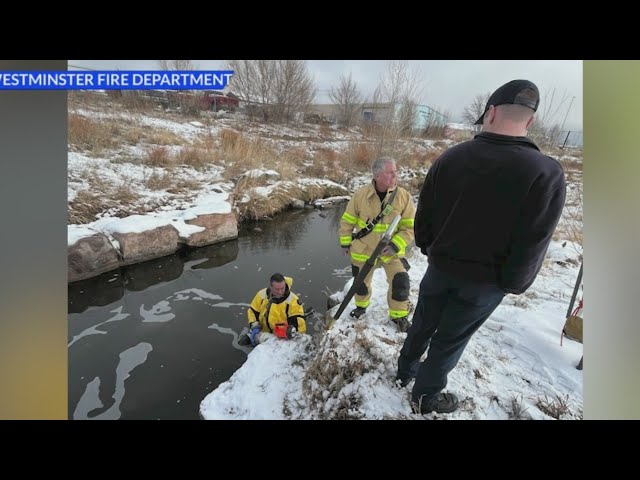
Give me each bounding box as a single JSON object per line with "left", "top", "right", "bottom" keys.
{"left": 239, "top": 273, "right": 307, "bottom": 347}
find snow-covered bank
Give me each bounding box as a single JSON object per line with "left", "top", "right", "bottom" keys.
{"left": 200, "top": 241, "right": 583, "bottom": 420}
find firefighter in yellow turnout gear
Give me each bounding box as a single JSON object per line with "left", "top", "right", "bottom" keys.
{"left": 239, "top": 273, "right": 307, "bottom": 347}
{"left": 339, "top": 157, "right": 416, "bottom": 332}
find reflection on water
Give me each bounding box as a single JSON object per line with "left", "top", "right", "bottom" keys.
{"left": 241, "top": 209, "right": 312, "bottom": 254}
{"left": 68, "top": 205, "right": 349, "bottom": 419}
{"left": 69, "top": 241, "right": 240, "bottom": 315}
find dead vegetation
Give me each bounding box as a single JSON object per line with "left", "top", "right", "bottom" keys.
{"left": 398, "top": 148, "right": 442, "bottom": 170}
{"left": 536, "top": 393, "right": 578, "bottom": 419}
{"left": 69, "top": 181, "right": 141, "bottom": 224}
{"left": 554, "top": 173, "right": 583, "bottom": 248}
{"left": 235, "top": 182, "right": 348, "bottom": 222}
{"left": 508, "top": 394, "right": 531, "bottom": 420}
{"left": 558, "top": 156, "right": 583, "bottom": 173}
{"left": 144, "top": 171, "right": 173, "bottom": 190}
{"left": 69, "top": 113, "right": 184, "bottom": 157}
{"left": 68, "top": 114, "right": 119, "bottom": 154}
{"left": 301, "top": 323, "right": 384, "bottom": 419}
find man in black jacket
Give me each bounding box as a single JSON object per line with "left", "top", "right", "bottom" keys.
{"left": 396, "top": 79, "right": 566, "bottom": 414}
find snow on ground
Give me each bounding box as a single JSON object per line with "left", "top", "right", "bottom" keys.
{"left": 68, "top": 188, "right": 234, "bottom": 246}
{"left": 72, "top": 107, "right": 215, "bottom": 141}
{"left": 201, "top": 240, "right": 583, "bottom": 420}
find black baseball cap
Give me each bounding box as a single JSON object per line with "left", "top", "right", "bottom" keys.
{"left": 475, "top": 79, "right": 540, "bottom": 125}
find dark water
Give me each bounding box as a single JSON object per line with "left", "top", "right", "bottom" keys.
{"left": 68, "top": 206, "right": 350, "bottom": 420}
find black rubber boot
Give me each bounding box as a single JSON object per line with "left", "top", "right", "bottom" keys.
{"left": 392, "top": 316, "right": 411, "bottom": 332}
{"left": 412, "top": 393, "right": 459, "bottom": 414}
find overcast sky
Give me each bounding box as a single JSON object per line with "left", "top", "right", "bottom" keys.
{"left": 71, "top": 60, "right": 583, "bottom": 130}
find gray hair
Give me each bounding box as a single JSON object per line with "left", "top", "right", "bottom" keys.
{"left": 371, "top": 157, "right": 396, "bottom": 177}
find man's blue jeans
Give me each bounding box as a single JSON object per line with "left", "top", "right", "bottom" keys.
{"left": 397, "top": 264, "right": 505, "bottom": 403}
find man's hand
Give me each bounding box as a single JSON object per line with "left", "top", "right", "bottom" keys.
{"left": 248, "top": 322, "right": 261, "bottom": 346}
{"left": 343, "top": 247, "right": 350, "bottom": 256}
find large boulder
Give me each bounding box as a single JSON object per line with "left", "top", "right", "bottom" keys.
{"left": 185, "top": 213, "right": 238, "bottom": 247}
{"left": 68, "top": 232, "right": 121, "bottom": 283}
{"left": 113, "top": 225, "right": 180, "bottom": 265}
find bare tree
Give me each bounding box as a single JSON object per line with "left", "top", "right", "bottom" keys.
{"left": 462, "top": 92, "right": 490, "bottom": 125}
{"left": 157, "top": 60, "right": 201, "bottom": 115}
{"left": 329, "top": 72, "right": 363, "bottom": 128}
{"left": 368, "top": 61, "right": 425, "bottom": 154}
{"left": 423, "top": 107, "right": 451, "bottom": 139}
{"left": 272, "top": 60, "right": 316, "bottom": 123}
{"left": 528, "top": 87, "right": 572, "bottom": 147}
{"left": 225, "top": 60, "right": 316, "bottom": 123}
{"left": 158, "top": 60, "right": 198, "bottom": 71}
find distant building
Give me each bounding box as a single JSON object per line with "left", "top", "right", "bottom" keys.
{"left": 307, "top": 102, "right": 447, "bottom": 131}
{"left": 361, "top": 102, "right": 447, "bottom": 132}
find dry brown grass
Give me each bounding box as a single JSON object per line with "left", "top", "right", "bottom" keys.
{"left": 401, "top": 176, "right": 425, "bottom": 194}
{"left": 217, "top": 130, "right": 311, "bottom": 181}
{"left": 274, "top": 160, "right": 299, "bottom": 181}
{"left": 422, "top": 123, "right": 449, "bottom": 140}
{"left": 117, "top": 92, "right": 157, "bottom": 113}
{"left": 346, "top": 142, "right": 376, "bottom": 171}
{"left": 68, "top": 114, "right": 118, "bottom": 154}
{"left": 284, "top": 147, "right": 308, "bottom": 166}
{"left": 398, "top": 148, "right": 441, "bottom": 170}
{"left": 301, "top": 323, "right": 390, "bottom": 419}
{"left": 302, "top": 348, "right": 367, "bottom": 420}
{"left": 110, "top": 154, "right": 143, "bottom": 165}
{"left": 70, "top": 109, "right": 188, "bottom": 160}
{"left": 176, "top": 147, "right": 211, "bottom": 170}
{"left": 112, "top": 182, "right": 139, "bottom": 204}
{"left": 219, "top": 131, "right": 277, "bottom": 178}
{"left": 68, "top": 190, "right": 104, "bottom": 224}
{"left": 121, "top": 127, "right": 145, "bottom": 146}
{"left": 236, "top": 187, "right": 296, "bottom": 222}
{"left": 145, "top": 147, "right": 173, "bottom": 168}
{"left": 125, "top": 126, "right": 184, "bottom": 147}
{"left": 304, "top": 149, "right": 348, "bottom": 184}
{"left": 553, "top": 180, "right": 583, "bottom": 246}
{"left": 166, "top": 178, "right": 202, "bottom": 194}
{"left": 144, "top": 171, "right": 173, "bottom": 190}
{"left": 236, "top": 183, "right": 347, "bottom": 222}
{"left": 219, "top": 128, "right": 240, "bottom": 150}
{"left": 69, "top": 177, "right": 141, "bottom": 224}
{"left": 192, "top": 130, "right": 218, "bottom": 152}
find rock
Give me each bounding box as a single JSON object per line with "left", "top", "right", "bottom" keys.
{"left": 114, "top": 225, "right": 180, "bottom": 265}
{"left": 185, "top": 212, "right": 238, "bottom": 247}
{"left": 68, "top": 233, "right": 121, "bottom": 283}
